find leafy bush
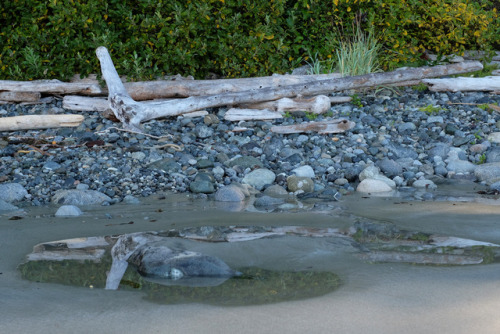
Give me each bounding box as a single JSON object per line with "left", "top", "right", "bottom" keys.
{"left": 0, "top": 0, "right": 498, "bottom": 80}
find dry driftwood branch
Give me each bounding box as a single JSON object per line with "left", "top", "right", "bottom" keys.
{"left": 241, "top": 95, "right": 331, "bottom": 114}
{"left": 96, "top": 46, "right": 483, "bottom": 132}
{"left": 0, "top": 91, "right": 41, "bottom": 103}
{"left": 0, "top": 115, "right": 84, "bottom": 131}
{"left": 224, "top": 108, "right": 283, "bottom": 121}
{"left": 423, "top": 76, "right": 500, "bottom": 92}
{"left": 270, "top": 119, "right": 355, "bottom": 134}
{"left": 0, "top": 79, "right": 102, "bottom": 95}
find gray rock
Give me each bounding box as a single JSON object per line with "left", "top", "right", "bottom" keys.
{"left": 263, "top": 185, "right": 288, "bottom": 197}
{"left": 446, "top": 159, "right": 476, "bottom": 174}
{"left": 377, "top": 158, "right": 403, "bottom": 177}
{"left": 0, "top": 199, "right": 19, "bottom": 212}
{"left": 474, "top": 162, "right": 500, "bottom": 184}
{"left": 291, "top": 165, "right": 315, "bottom": 178}
{"left": 242, "top": 168, "right": 276, "bottom": 190}
{"left": 148, "top": 158, "right": 182, "bottom": 172}
{"left": 359, "top": 165, "right": 396, "bottom": 188}
{"left": 490, "top": 181, "right": 500, "bottom": 192}
{"left": 131, "top": 151, "right": 146, "bottom": 161}
{"left": 412, "top": 179, "right": 437, "bottom": 190}
{"left": 0, "top": 183, "right": 28, "bottom": 202}
{"left": 427, "top": 116, "right": 444, "bottom": 124}
{"left": 225, "top": 156, "right": 263, "bottom": 169}
{"left": 254, "top": 195, "right": 286, "bottom": 207}
{"left": 387, "top": 143, "right": 418, "bottom": 159}
{"left": 55, "top": 205, "right": 83, "bottom": 217}
{"left": 287, "top": 175, "right": 314, "bottom": 193}
{"left": 43, "top": 161, "right": 62, "bottom": 171}
{"left": 214, "top": 185, "right": 246, "bottom": 202}
{"left": 397, "top": 122, "right": 417, "bottom": 132}
{"left": 128, "top": 241, "right": 240, "bottom": 281}
{"left": 190, "top": 174, "right": 215, "bottom": 194}
{"left": 486, "top": 147, "right": 500, "bottom": 163}
{"left": 51, "top": 189, "right": 112, "bottom": 205}
{"left": 195, "top": 124, "right": 214, "bottom": 138}
{"left": 428, "top": 144, "right": 450, "bottom": 159}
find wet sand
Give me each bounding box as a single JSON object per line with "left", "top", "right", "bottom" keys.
{"left": 2, "top": 194, "right": 500, "bottom": 334}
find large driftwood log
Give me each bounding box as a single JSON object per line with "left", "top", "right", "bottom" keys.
{"left": 423, "top": 76, "right": 500, "bottom": 92}
{"left": 0, "top": 79, "right": 102, "bottom": 95}
{"left": 0, "top": 91, "right": 41, "bottom": 103}
{"left": 96, "top": 46, "right": 483, "bottom": 131}
{"left": 0, "top": 115, "right": 84, "bottom": 131}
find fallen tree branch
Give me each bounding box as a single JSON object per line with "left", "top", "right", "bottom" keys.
{"left": 0, "top": 79, "right": 102, "bottom": 95}
{"left": 96, "top": 46, "right": 483, "bottom": 132}
{"left": 0, "top": 115, "right": 84, "bottom": 131}
{"left": 224, "top": 108, "right": 283, "bottom": 121}
{"left": 0, "top": 91, "right": 41, "bottom": 103}
{"left": 241, "top": 95, "right": 331, "bottom": 114}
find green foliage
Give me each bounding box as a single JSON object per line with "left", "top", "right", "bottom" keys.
{"left": 0, "top": 0, "right": 498, "bottom": 80}
{"left": 419, "top": 104, "right": 442, "bottom": 115}
{"left": 350, "top": 94, "right": 363, "bottom": 108}
{"left": 477, "top": 153, "right": 487, "bottom": 165}
{"left": 335, "top": 23, "right": 381, "bottom": 76}
{"left": 305, "top": 111, "right": 318, "bottom": 120}
{"left": 412, "top": 83, "right": 429, "bottom": 92}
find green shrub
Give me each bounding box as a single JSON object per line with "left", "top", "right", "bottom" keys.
{"left": 0, "top": 0, "right": 498, "bottom": 80}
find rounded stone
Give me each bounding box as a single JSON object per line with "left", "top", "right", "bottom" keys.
{"left": 254, "top": 195, "right": 286, "bottom": 207}
{"left": 487, "top": 132, "right": 500, "bottom": 144}
{"left": 215, "top": 185, "right": 246, "bottom": 202}
{"left": 131, "top": 151, "right": 146, "bottom": 161}
{"left": 286, "top": 176, "right": 314, "bottom": 193}
{"left": 356, "top": 179, "right": 393, "bottom": 193}
{"left": 51, "top": 189, "right": 112, "bottom": 205}
{"left": 55, "top": 205, "right": 83, "bottom": 217}
{"left": 263, "top": 185, "right": 288, "bottom": 197}
{"left": 412, "top": 179, "right": 437, "bottom": 190}
{"left": 242, "top": 168, "right": 276, "bottom": 190}
{"left": 0, "top": 183, "right": 28, "bottom": 202}
{"left": 291, "top": 165, "right": 315, "bottom": 178}
{"left": 189, "top": 180, "right": 215, "bottom": 194}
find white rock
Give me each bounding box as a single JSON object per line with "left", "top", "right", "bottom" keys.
{"left": 359, "top": 165, "right": 396, "bottom": 188}
{"left": 291, "top": 165, "right": 315, "bottom": 178}
{"left": 487, "top": 132, "right": 500, "bottom": 144}
{"left": 356, "top": 179, "right": 393, "bottom": 193}
{"left": 242, "top": 168, "right": 276, "bottom": 190}
{"left": 55, "top": 205, "right": 83, "bottom": 217}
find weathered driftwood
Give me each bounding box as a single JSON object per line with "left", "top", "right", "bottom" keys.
{"left": 0, "top": 91, "right": 41, "bottom": 103}
{"left": 423, "top": 76, "right": 500, "bottom": 92}
{"left": 241, "top": 95, "right": 331, "bottom": 114}
{"left": 0, "top": 114, "right": 84, "bottom": 131}
{"left": 224, "top": 108, "right": 283, "bottom": 121}
{"left": 270, "top": 119, "right": 355, "bottom": 134}
{"left": 356, "top": 251, "right": 484, "bottom": 265}
{"left": 0, "top": 79, "right": 102, "bottom": 95}
{"left": 96, "top": 46, "right": 483, "bottom": 132}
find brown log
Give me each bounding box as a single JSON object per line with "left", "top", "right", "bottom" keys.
{"left": 0, "top": 115, "right": 84, "bottom": 131}
{"left": 96, "top": 46, "right": 483, "bottom": 132}
{"left": 270, "top": 119, "right": 355, "bottom": 134}
{"left": 0, "top": 91, "right": 40, "bottom": 102}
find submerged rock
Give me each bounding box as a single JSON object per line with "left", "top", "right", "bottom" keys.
{"left": 127, "top": 241, "right": 241, "bottom": 280}
{"left": 55, "top": 205, "right": 83, "bottom": 217}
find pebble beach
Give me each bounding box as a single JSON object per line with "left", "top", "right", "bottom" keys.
{"left": 1, "top": 87, "right": 500, "bottom": 212}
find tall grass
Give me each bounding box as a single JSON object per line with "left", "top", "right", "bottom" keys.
{"left": 336, "top": 25, "right": 382, "bottom": 77}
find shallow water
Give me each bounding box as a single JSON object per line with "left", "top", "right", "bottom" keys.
{"left": 2, "top": 187, "right": 500, "bottom": 334}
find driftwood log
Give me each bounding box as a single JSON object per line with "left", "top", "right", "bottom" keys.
{"left": 96, "top": 46, "right": 483, "bottom": 132}
{"left": 0, "top": 115, "right": 84, "bottom": 131}
{"left": 423, "top": 76, "right": 500, "bottom": 92}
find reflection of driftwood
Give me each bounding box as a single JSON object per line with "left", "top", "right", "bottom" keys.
{"left": 356, "top": 251, "right": 484, "bottom": 265}
{"left": 96, "top": 46, "right": 482, "bottom": 131}
{"left": 270, "top": 119, "right": 355, "bottom": 134}
{"left": 0, "top": 114, "right": 84, "bottom": 131}
{"left": 423, "top": 76, "right": 500, "bottom": 92}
